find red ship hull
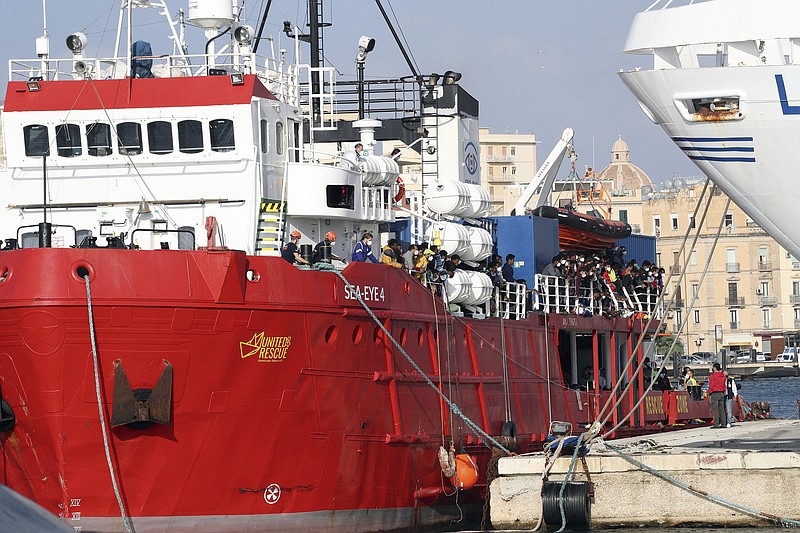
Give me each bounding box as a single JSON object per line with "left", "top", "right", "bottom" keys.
{"left": 0, "top": 249, "right": 709, "bottom": 531}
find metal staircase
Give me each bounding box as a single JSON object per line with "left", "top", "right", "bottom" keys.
{"left": 256, "top": 200, "right": 286, "bottom": 256}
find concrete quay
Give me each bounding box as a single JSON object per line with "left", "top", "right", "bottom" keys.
{"left": 489, "top": 419, "right": 800, "bottom": 529}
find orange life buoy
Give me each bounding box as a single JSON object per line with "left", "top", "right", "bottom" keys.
{"left": 449, "top": 454, "right": 479, "bottom": 490}
{"left": 394, "top": 176, "right": 406, "bottom": 204}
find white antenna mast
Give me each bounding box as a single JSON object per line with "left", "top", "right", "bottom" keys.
{"left": 36, "top": 0, "right": 51, "bottom": 78}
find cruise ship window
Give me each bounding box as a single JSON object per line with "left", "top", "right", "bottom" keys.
{"left": 86, "top": 123, "right": 113, "bottom": 157}
{"left": 178, "top": 120, "right": 203, "bottom": 154}
{"left": 148, "top": 121, "right": 174, "bottom": 155}
{"left": 209, "top": 119, "right": 235, "bottom": 152}
{"left": 259, "top": 119, "right": 269, "bottom": 153}
{"left": 55, "top": 124, "right": 81, "bottom": 157}
{"left": 23, "top": 124, "right": 50, "bottom": 157}
{"left": 117, "top": 122, "right": 142, "bottom": 155}
{"left": 275, "top": 121, "right": 285, "bottom": 155}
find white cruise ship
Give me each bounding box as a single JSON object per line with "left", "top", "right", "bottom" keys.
{"left": 620, "top": 0, "right": 800, "bottom": 258}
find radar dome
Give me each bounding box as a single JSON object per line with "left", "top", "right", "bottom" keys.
{"left": 188, "top": 0, "right": 235, "bottom": 30}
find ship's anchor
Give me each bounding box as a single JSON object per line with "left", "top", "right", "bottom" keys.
{"left": 111, "top": 359, "right": 173, "bottom": 430}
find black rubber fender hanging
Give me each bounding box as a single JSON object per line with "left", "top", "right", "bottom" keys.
{"left": 501, "top": 420, "right": 517, "bottom": 440}
{"left": 500, "top": 420, "right": 518, "bottom": 451}
{"left": 0, "top": 397, "right": 16, "bottom": 434}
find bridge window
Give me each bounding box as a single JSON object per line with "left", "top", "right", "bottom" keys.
{"left": 87, "top": 122, "right": 113, "bottom": 157}
{"left": 260, "top": 119, "right": 269, "bottom": 153}
{"left": 148, "top": 121, "right": 173, "bottom": 155}
{"left": 275, "top": 121, "right": 285, "bottom": 155}
{"left": 209, "top": 119, "right": 235, "bottom": 152}
{"left": 178, "top": 226, "right": 195, "bottom": 250}
{"left": 23, "top": 124, "right": 50, "bottom": 157}
{"left": 117, "top": 122, "right": 142, "bottom": 155}
{"left": 55, "top": 123, "right": 81, "bottom": 157}
{"left": 178, "top": 120, "right": 203, "bottom": 154}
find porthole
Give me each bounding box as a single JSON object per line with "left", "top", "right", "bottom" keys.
{"left": 417, "top": 328, "right": 424, "bottom": 347}
{"left": 352, "top": 325, "right": 363, "bottom": 344}
{"left": 324, "top": 325, "right": 338, "bottom": 344}
{"left": 399, "top": 328, "right": 407, "bottom": 346}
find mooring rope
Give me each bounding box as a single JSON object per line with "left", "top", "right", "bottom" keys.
{"left": 334, "top": 270, "right": 510, "bottom": 454}
{"left": 85, "top": 276, "right": 134, "bottom": 533}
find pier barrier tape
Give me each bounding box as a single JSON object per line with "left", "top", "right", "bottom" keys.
{"left": 604, "top": 442, "right": 800, "bottom": 528}
{"left": 334, "top": 271, "right": 511, "bottom": 454}
{"left": 85, "top": 276, "right": 135, "bottom": 533}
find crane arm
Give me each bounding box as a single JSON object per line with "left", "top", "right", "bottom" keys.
{"left": 510, "top": 127, "right": 574, "bottom": 216}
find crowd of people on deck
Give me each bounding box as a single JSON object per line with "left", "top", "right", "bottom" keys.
{"left": 539, "top": 246, "right": 665, "bottom": 318}
{"left": 281, "top": 231, "right": 662, "bottom": 318}
{"left": 282, "top": 229, "right": 518, "bottom": 290}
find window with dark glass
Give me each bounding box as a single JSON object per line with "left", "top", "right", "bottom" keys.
{"left": 148, "top": 121, "right": 173, "bottom": 154}
{"left": 209, "top": 119, "right": 235, "bottom": 152}
{"left": 23, "top": 125, "right": 50, "bottom": 157}
{"left": 55, "top": 123, "right": 81, "bottom": 157}
{"left": 275, "top": 121, "right": 285, "bottom": 155}
{"left": 86, "top": 122, "right": 112, "bottom": 157}
{"left": 259, "top": 119, "right": 269, "bottom": 153}
{"left": 117, "top": 122, "right": 142, "bottom": 155}
{"left": 178, "top": 226, "right": 195, "bottom": 250}
{"left": 326, "top": 185, "right": 355, "bottom": 210}
{"left": 178, "top": 120, "right": 203, "bottom": 154}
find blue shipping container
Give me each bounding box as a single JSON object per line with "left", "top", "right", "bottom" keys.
{"left": 616, "top": 233, "right": 657, "bottom": 264}
{"left": 492, "top": 215, "right": 559, "bottom": 283}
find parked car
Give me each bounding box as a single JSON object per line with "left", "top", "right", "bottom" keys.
{"left": 692, "top": 351, "right": 715, "bottom": 362}
{"left": 755, "top": 351, "right": 770, "bottom": 362}
{"left": 776, "top": 347, "right": 798, "bottom": 363}
{"left": 681, "top": 354, "right": 706, "bottom": 366}
{"left": 733, "top": 350, "right": 754, "bottom": 364}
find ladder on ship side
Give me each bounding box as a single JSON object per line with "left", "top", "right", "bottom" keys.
{"left": 420, "top": 106, "right": 441, "bottom": 194}
{"left": 256, "top": 200, "right": 286, "bottom": 256}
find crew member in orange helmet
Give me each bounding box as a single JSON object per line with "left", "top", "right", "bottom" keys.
{"left": 312, "top": 230, "right": 343, "bottom": 264}
{"left": 281, "top": 230, "right": 309, "bottom": 265}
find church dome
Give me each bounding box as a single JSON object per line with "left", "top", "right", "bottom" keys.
{"left": 596, "top": 136, "right": 652, "bottom": 191}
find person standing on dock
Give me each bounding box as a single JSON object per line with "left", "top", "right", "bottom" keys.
{"left": 724, "top": 371, "right": 739, "bottom": 427}
{"left": 708, "top": 363, "right": 728, "bottom": 428}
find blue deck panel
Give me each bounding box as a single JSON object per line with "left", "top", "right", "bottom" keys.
{"left": 616, "top": 233, "right": 657, "bottom": 264}
{"left": 492, "top": 215, "right": 559, "bottom": 282}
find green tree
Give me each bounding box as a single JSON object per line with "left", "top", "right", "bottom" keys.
{"left": 654, "top": 334, "right": 684, "bottom": 356}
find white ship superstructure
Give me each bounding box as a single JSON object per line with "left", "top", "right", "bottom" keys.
{"left": 620, "top": 0, "right": 800, "bottom": 257}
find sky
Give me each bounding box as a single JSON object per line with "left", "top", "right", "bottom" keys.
{"left": 0, "top": 0, "right": 701, "bottom": 184}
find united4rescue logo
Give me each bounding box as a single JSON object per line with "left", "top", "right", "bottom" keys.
{"left": 240, "top": 332, "right": 292, "bottom": 363}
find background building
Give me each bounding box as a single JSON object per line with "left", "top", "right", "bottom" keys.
{"left": 641, "top": 179, "right": 798, "bottom": 358}
{"left": 478, "top": 128, "right": 537, "bottom": 215}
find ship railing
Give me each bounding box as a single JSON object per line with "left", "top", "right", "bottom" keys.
{"left": 361, "top": 187, "right": 393, "bottom": 222}
{"left": 494, "top": 282, "right": 528, "bottom": 320}
{"left": 534, "top": 275, "right": 603, "bottom": 316}
{"left": 621, "top": 286, "right": 664, "bottom": 318}
{"left": 297, "top": 65, "right": 338, "bottom": 132}
{"left": 9, "top": 52, "right": 302, "bottom": 104}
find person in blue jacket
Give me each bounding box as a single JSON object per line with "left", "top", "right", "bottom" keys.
{"left": 351, "top": 231, "right": 379, "bottom": 263}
